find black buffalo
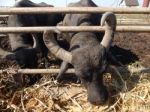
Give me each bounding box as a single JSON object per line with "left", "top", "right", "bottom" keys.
{"left": 0, "top": 0, "right": 63, "bottom": 68}
{"left": 43, "top": 0, "right": 125, "bottom": 105}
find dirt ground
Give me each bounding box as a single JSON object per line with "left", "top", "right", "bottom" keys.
{"left": 113, "top": 32, "right": 150, "bottom": 67}
{"left": 0, "top": 23, "right": 150, "bottom": 111}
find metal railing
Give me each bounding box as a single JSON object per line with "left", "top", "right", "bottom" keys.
{"left": 0, "top": 7, "right": 150, "bottom": 74}
{"left": 1, "top": 26, "right": 150, "bottom": 33}
{"left": 0, "top": 7, "right": 150, "bottom": 14}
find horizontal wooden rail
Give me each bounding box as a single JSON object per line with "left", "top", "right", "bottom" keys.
{"left": 0, "top": 68, "right": 149, "bottom": 74}
{"left": 0, "top": 7, "right": 150, "bottom": 14}
{"left": 1, "top": 26, "right": 150, "bottom": 33}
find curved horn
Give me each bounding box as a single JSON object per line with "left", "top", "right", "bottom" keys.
{"left": 31, "top": 34, "right": 39, "bottom": 49}
{"left": 100, "top": 12, "right": 116, "bottom": 51}
{"left": 43, "top": 28, "right": 72, "bottom": 64}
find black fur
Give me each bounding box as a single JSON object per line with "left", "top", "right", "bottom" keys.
{"left": 7, "top": 0, "right": 63, "bottom": 68}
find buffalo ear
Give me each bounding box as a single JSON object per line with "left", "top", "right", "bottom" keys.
{"left": 5, "top": 53, "right": 16, "bottom": 60}
{"left": 105, "top": 65, "right": 126, "bottom": 92}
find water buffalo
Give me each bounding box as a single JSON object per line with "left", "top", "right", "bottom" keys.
{"left": 0, "top": 0, "right": 64, "bottom": 86}
{"left": 43, "top": 0, "right": 125, "bottom": 105}
{"left": 0, "top": 0, "right": 63, "bottom": 68}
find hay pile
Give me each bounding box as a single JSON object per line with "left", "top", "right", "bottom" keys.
{"left": 0, "top": 61, "right": 149, "bottom": 112}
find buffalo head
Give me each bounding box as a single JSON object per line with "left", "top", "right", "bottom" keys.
{"left": 0, "top": 34, "right": 39, "bottom": 68}
{"left": 43, "top": 12, "right": 117, "bottom": 105}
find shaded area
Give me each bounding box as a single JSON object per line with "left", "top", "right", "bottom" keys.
{"left": 112, "top": 32, "right": 150, "bottom": 67}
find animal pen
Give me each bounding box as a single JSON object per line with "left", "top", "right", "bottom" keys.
{"left": 0, "top": 6, "right": 150, "bottom": 112}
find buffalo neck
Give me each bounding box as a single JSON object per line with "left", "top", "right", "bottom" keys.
{"left": 70, "top": 32, "right": 100, "bottom": 51}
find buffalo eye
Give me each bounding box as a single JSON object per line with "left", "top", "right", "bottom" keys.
{"left": 79, "top": 69, "right": 93, "bottom": 82}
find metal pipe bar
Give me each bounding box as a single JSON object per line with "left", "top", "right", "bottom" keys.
{"left": 0, "top": 69, "right": 75, "bottom": 74}
{"left": 0, "top": 7, "right": 150, "bottom": 15}
{"left": 1, "top": 26, "right": 150, "bottom": 33}
{"left": 0, "top": 68, "right": 149, "bottom": 74}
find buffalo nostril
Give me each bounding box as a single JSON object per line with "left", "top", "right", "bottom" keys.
{"left": 88, "top": 97, "right": 108, "bottom": 105}
{"left": 89, "top": 100, "right": 105, "bottom": 105}
{"left": 92, "top": 101, "right": 102, "bottom": 105}
{"left": 88, "top": 91, "right": 108, "bottom": 105}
